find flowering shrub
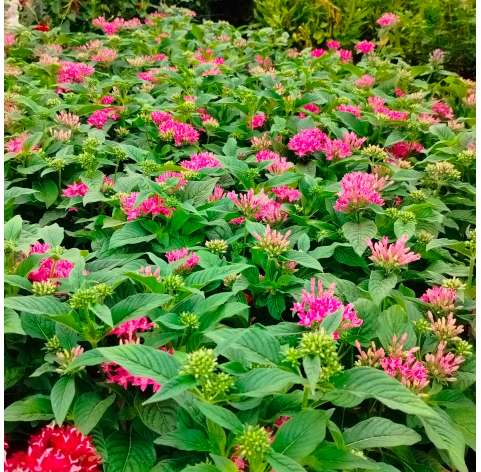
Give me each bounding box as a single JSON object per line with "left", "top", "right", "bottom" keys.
{"left": 4, "top": 5, "right": 475, "bottom": 472}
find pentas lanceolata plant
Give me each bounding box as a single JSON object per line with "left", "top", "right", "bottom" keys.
{"left": 4, "top": 5, "right": 475, "bottom": 472}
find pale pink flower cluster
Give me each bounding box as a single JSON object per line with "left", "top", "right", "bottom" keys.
{"left": 151, "top": 111, "right": 200, "bottom": 146}
{"left": 4, "top": 33, "right": 15, "bottom": 47}
{"left": 197, "top": 107, "right": 219, "bottom": 127}
{"left": 62, "top": 182, "right": 89, "bottom": 198}
{"left": 180, "top": 152, "right": 221, "bottom": 171}
{"left": 425, "top": 341, "right": 464, "bottom": 382}
{"left": 337, "top": 104, "right": 362, "bottom": 118}
{"left": 139, "top": 265, "right": 161, "bottom": 279}
{"left": 355, "top": 74, "right": 376, "bottom": 88}
{"left": 418, "top": 112, "right": 440, "bottom": 125}
{"left": 250, "top": 112, "right": 266, "bottom": 129}
{"left": 227, "top": 189, "right": 287, "bottom": 223}
{"left": 56, "top": 111, "right": 81, "bottom": 128}
{"left": 91, "top": 48, "right": 118, "bottom": 63}
{"left": 92, "top": 16, "right": 141, "bottom": 35}
{"left": 209, "top": 185, "right": 226, "bottom": 202}
{"left": 28, "top": 258, "right": 74, "bottom": 282}
{"left": 271, "top": 186, "right": 301, "bottom": 202}
{"left": 29, "top": 241, "right": 50, "bottom": 255}
{"left": 57, "top": 61, "right": 94, "bottom": 84}
{"left": 193, "top": 48, "right": 224, "bottom": 76}
{"left": 337, "top": 49, "right": 353, "bottom": 63}
{"left": 368, "top": 96, "right": 409, "bottom": 121}
{"left": 326, "top": 40, "right": 340, "bottom": 50}
{"left": 420, "top": 286, "right": 457, "bottom": 313}
{"left": 110, "top": 316, "right": 155, "bottom": 341}
{"left": 253, "top": 225, "right": 291, "bottom": 256}
{"left": 166, "top": 248, "right": 199, "bottom": 272}
{"left": 311, "top": 48, "right": 326, "bottom": 58}
{"left": 292, "top": 278, "right": 363, "bottom": 337}
{"left": 355, "top": 40, "right": 376, "bottom": 54}
{"left": 368, "top": 235, "right": 421, "bottom": 270}
{"left": 6, "top": 134, "right": 28, "bottom": 154}
{"left": 255, "top": 150, "right": 293, "bottom": 174}
{"left": 120, "top": 192, "right": 174, "bottom": 221}
{"left": 334, "top": 171, "right": 386, "bottom": 213}
{"left": 376, "top": 13, "right": 399, "bottom": 27}
{"left": 427, "top": 312, "right": 463, "bottom": 341}
{"left": 432, "top": 101, "right": 454, "bottom": 120}
{"left": 87, "top": 108, "right": 120, "bottom": 128}
{"left": 155, "top": 171, "right": 188, "bottom": 190}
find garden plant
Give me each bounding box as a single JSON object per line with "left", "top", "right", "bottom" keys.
{"left": 3, "top": 5, "right": 476, "bottom": 472}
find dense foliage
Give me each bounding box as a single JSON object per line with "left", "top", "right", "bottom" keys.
{"left": 4, "top": 6, "right": 476, "bottom": 472}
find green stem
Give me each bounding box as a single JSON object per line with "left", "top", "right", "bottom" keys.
{"left": 467, "top": 254, "right": 475, "bottom": 288}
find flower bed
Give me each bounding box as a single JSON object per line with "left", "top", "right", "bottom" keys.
{"left": 4, "top": 6, "right": 475, "bottom": 472}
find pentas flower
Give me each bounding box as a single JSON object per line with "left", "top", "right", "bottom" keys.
{"left": 180, "top": 152, "right": 221, "bottom": 171}
{"left": 29, "top": 241, "right": 50, "bottom": 255}
{"left": 6, "top": 133, "right": 29, "bottom": 154}
{"left": 425, "top": 341, "right": 464, "bottom": 382}
{"left": 250, "top": 112, "right": 266, "bottom": 129}
{"left": 337, "top": 49, "right": 353, "bottom": 63}
{"left": 367, "top": 235, "right": 421, "bottom": 270}
{"left": 256, "top": 199, "right": 288, "bottom": 224}
{"left": 92, "top": 16, "right": 141, "bottom": 35}
{"left": 4, "top": 424, "right": 102, "bottom": 472}
{"left": 155, "top": 171, "right": 188, "bottom": 190}
{"left": 209, "top": 185, "right": 226, "bottom": 202}
{"left": 427, "top": 312, "right": 464, "bottom": 341}
{"left": 267, "top": 156, "right": 294, "bottom": 174}
{"left": 87, "top": 108, "right": 120, "bottom": 128}
{"left": 377, "top": 12, "right": 400, "bottom": 27}
{"left": 311, "top": 48, "right": 326, "bottom": 58}
{"left": 388, "top": 141, "right": 424, "bottom": 159}
{"left": 62, "top": 182, "right": 89, "bottom": 198}
{"left": 368, "top": 96, "right": 409, "bottom": 121}
{"left": 91, "top": 48, "right": 117, "bottom": 62}
{"left": 253, "top": 225, "right": 291, "bottom": 257}
{"left": 303, "top": 103, "right": 321, "bottom": 114}
{"left": 342, "top": 131, "right": 367, "bottom": 150}
{"left": 102, "top": 362, "right": 161, "bottom": 392}
{"left": 120, "top": 192, "right": 174, "bottom": 220}
{"left": 152, "top": 111, "right": 200, "bottom": 146}
{"left": 56, "top": 110, "right": 81, "bottom": 128}
{"left": 100, "top": 95, "right": 115, "bottom": 105}
{"left": 291, "top": 278, "right": 362, "bottom": 337}
{"left": 28, "top": 258, "right": 74, "bottom": 283}
{"left": 432, "top": 101, "right": 454, "bottom": 120}
{"left": 326, "top": 39, "right": 340, "bottom": 50}
{"left": 166, "top": 248, "right": 200, "bottom": 272}
{"left": 337, "top": 104, "right": 362, "bottom": 118}
{"left": 194, "top": 48, "right": 224, "bottom": 65}
{"left": 356, "top": 40, "right": 376, "bottom": 54}
{"left": 288, "top": 128, "right": 328, "bottom": 157}
{"left": 57, "top": 61, "right": 94, "bottom": 84}
{"left": 420, "top": 286, "right": 457, "bottom": 313}
{"left": 228, "top": 189, "right": 265, "bottom": 218}
{"left": 394, "top": 87, "right": 406, "bottom": 97}
{"left": 4, "top": 33, "right": 15, "bottom": 47}
{"left": 110, "top": 316, "right": 155, "bottom": 341}
{"left": 271, "top": 186, "right": 301, "bottom": 202}
{"left": 334, "top": 171, "right": 387, "bottom": 213}
{"left": 355, "top": 74, "right": 375, "bottom": 88}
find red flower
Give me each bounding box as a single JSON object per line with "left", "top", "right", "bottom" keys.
{"left": 34, "top": 24, "right": 50, "bottom": 32}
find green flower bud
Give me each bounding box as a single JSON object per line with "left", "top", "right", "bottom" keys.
{"left": 223, "top": 273, "right": 239, "bottom": 287}
{"left": 180, "top": 311, "right": 200, "bottom": 329}
{"left": 409, "top": 189, "right": 427, "bottom": 202}
{"left": 236, "top": 425, "right": 271, "bottom": 461}
{"left": 362, "top": 144, "right": 388, "bottom": 161}
{"left": 32, "top": 280, "right": 57, "bottom": 296}
{"left": 139, "top": 159, "right": 163, "bottom": 175}
{"left": 457, "top": 150, "right": 475, "bottom": 167}
{"left": 441, "top": 277, "right": 466, "bottom": 290}
{"left": 68, "top": 287, "right": 98, "bottom": 310}
{"left": 413, "top": 318, "right": 430, "bottom": 334}
{"left": 93, "top": 283, "right": 113, "bottom": 302}
{"left": 200, "top": 372, "right": 234, "bottom": 400}
{"left": 50, "top": 246, "right": 65, "bottom": 259}
{"left": 44, "top": 335, "right": 61, "bottom": 353}
{"left": 83, "top": 137, "right": 101, "bottom": 153}
{"left": 160, "top": 274, "right": 184, "bottom": 292}
{"left": 284, "top": 346, "right": 300, "bottom": 366}
{"left": 454, "top": 339, "right": 473, "bottom": 358}
{"left": 181, "top": 348, "right": 217, "bottom": 379}
{"left": 205, "top": 239, "right": 228, "bottom": 254}
{"left": 4, "top": 240, "right": 16, "bottom": 254}
{"left": 417, "top": 230, "right": 434, "bottom": 244}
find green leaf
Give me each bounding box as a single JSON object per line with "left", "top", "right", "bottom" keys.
{"left": 195, "top": 400, "right": 243, "bottom": 433}
{"left": 5, "top": 215, "right": 22, "bottom": 241}
{"left": 34, "top": 180, "right": 58, "bottom": 208}
{"left": 272, "top": 409, "right": 327, "bottom": 460}
{"left": 319, "top": 308, "right": 343, "bottom": 334}
{"left": 185, "top": 263, "right": 251, "bottom": 287}
{"left": 342, "top": 220, "right": 377, "bottom": 256}
{"left": 377, "top": 305, "right": 415, "bottom": 350}
{"left": 368, "top": 271, "right": 397, "bottom": 306}
{"left": 236, "top": 368, "right": 301, "bottom": 397}
{"left": 136, "top": 400, "right": 177, "bottom": 435}
{"left": 40, "top": 223, "right": 64, "bottom": 247}
{"left": 105, "top": 430, "right": 156, "bottom": 472}
{"left": 325, "top": 367, "right": 437, "bottom": 419}
{"left": 51, "top": 376, "right": 75, "bottom": 424}
{"left": 285, "top": 250, "right": 322, "bottom": 271}
{"left": 5, "top": 310, "right": 25, "bottom": 335}
{"left": 144, "top": 375, "right": 196, "bottom": 403}
{"left": 210, "top": 454, "right": 238, "bottom": 472}
{"left": 5, "top": 394, "right": 54, "bottom": 421}
{"left": 4, "top": 296, "right": 67, "bottom": 315}
{"left": 155, "top": 429, "right": 211, "bottom": 452}
{"left": 111, "top": 293, "right": 171, "bottom": 324}
{"left": 343, "top": 417, "right": 421, "bottom": 449}
{"left": 303, "top": 356, "right": 321, "bottom": 393}
{"left": 73, "top": 393, "right": 116, "bottom": 435}
{"left": 91, "top": 304, "right": 113, "bottom": 327}
{"left": 266, "top": 450, "right": 307, "bottom": 472}
{"left": 109, "top": 221, "right": 156, "bottom": 250}
{"left": 393, "top": 220, "right": 416, "bottom": 239}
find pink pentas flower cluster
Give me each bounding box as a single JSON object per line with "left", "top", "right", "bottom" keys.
{"left": 6, "top": 133, "right": 36, "bottom": 154}
{"left": 368, "top": 235, "right": 421, "bottom": 270}
{"left": 288, "top": 128, "right": 327, "bottom": 157}
{"left": 334, "top": 171, "right": 387, "bottom": 213}
{"left": 180, "top": 152, "right": 222, "bottom": 171}
{"left": 303, "top": 103, "right": 321, "bottom": 114}
{"left": 102, "top": 362, "right": 161, "bottom": 392}
{"left": 193, "top": 48, "right": 224, "bottom": 75}
{"left": 425, "top": 341, "right": 464, "bottom": 382}
{"left": 57, "top": 61, "right": 94, "bottom": 83}
{"left": 337, "top": 104, "right": 362, "bottom": 118}
{"left": 337, "top": 49, "right": 353, "bottom": 63}
{"left": 87, "top": 108, "right": 120, "bottom": 128}
{"left": 291, "top": 278, "right": 363, "bottom": 338}
{"left": 4, "top": 424, "right": 102, "bottom": 472}
{"left": 110, "top": 316, "right": 155, "bottom": 341}
{"left": 120, "top": 192, "right": 174, "bottom": 221}
{"left": 228, "top": 189, "right": 287, "bottom": 224}
{"left": 356, "top": 40, "right": 376, "bottom": 54}
{"left": 377, "top": 13, "right": 400, "bottom": 27}
{"left": 209, "top": 185, "right": 226, "bottom": 202}
{"left": 155, "top": 171, "right": 188, "bottom": 190}
{"left": 91, "top": 47, "right": 118, "bottom": 63}
{"left": 151, "top": 111, "right": 200, "bottom": 146}
{"left": 388, "top": 141, "right": 424, "bottom": 160}
{"left": 271, "top": 186, "right": 302, "bottom": 202}
{"left": 29, "top": 241, "right": 50, "bottom": 255}
{"left": 100, "top": 95, "right": 115, "bottom": 104}
{"left": 62, "top": 182, "right": 89, "bottom": 198}
{"left": 420, "top": 286, "right": 457, "bottom": 312}
{"left": 166, "top": 248, "right": 200, "bottom": 272}
{"left": 28, "top": 258, "right": 74, "bottom": 282}
{"left": 92, "top": 16, "right": 141, "bottom": 35}
{"left": 250, "top": 112, "right": 266, "bottom": 129}
{"left": 4, "top": 33, "right": 15, "bottom": 47}
{"left": 311, "top": 48, "right": 326, "bottom": 58}
{"left": 255, "top": 150, "right": 294, "bottom": 174}
{"left": 326, "top": 40, "right": 340, "bottom": 50}
{"left": 355, "top": 74, "right": 376, "bottom": 88}
{"left": 368, "top": 96, "right": 409, "bottom": 121}
{"left": 432, "top": 101, "right": 454, "bottom": 120}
